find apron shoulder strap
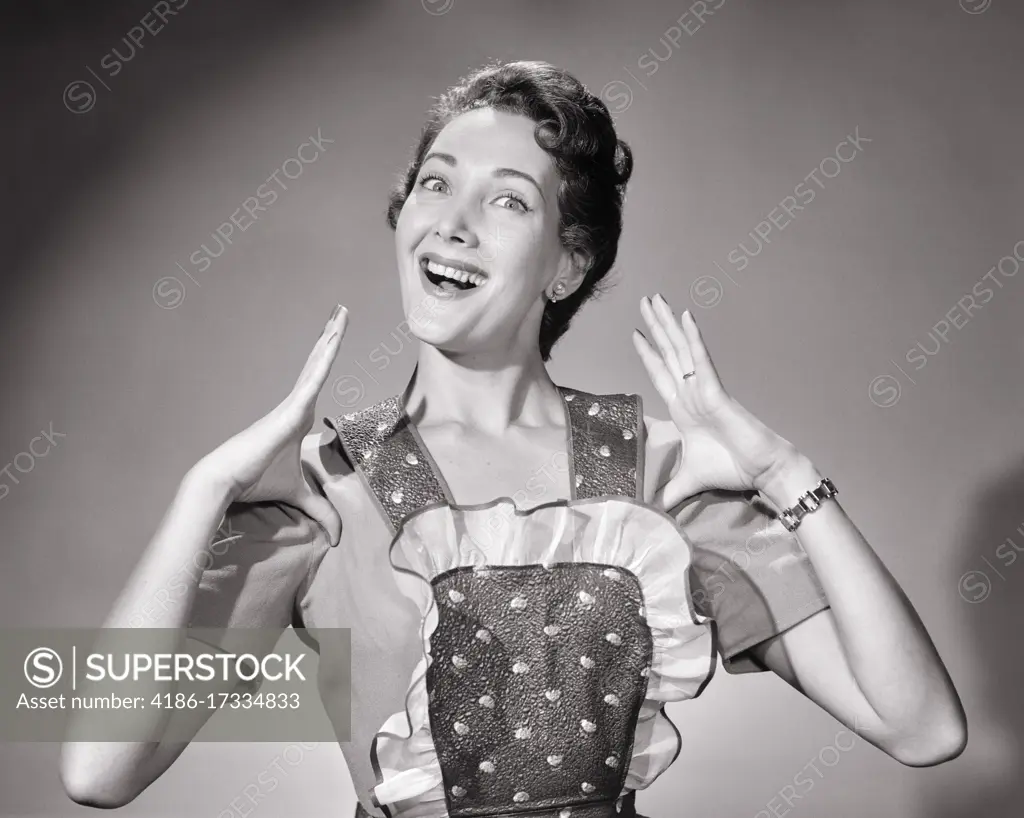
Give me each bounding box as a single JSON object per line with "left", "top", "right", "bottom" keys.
{"left": 328, "top": 395, "right": 448, "bottom": 535}
{"left": 558, "top": 386, "right": 643, "bottom": 503}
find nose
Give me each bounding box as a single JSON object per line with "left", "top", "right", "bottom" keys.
{"left": 433, "top": 196, "right": 479, "bottom": 248}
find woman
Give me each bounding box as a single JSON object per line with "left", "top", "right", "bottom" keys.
{"left": 60, "top": 61, "right": 967, "bottom": 818}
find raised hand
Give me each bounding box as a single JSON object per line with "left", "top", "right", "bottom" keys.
{"left": 631, "top": 294, "right": 798, "bottom": 509}
{"left": 194, "top": 304, "right": 349, "bottom": 546}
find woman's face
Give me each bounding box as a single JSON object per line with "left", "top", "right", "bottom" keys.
{"left": 394, "top": 107, "right": 577, "bottom": 360}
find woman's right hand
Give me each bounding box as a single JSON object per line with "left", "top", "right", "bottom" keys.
{"left": 193, "top": 304, "right": 349, "bottom": 546}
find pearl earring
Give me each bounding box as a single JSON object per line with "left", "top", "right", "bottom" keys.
{"left": 550, "top": 281, "right": 567, "bottom": 301}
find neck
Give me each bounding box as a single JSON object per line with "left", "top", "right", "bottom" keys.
{"left": 403, "top": 341, "right": 562, "bottom": 434}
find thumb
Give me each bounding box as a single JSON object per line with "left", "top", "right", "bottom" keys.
{"left": 294, "top": 490, "right": 343, "bottom": 547}
{"left": 659, "top": 470, "right": 703, "bottom": 515}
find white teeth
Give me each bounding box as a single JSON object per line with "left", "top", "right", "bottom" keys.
{"left": 424, "top": 259, "right": 486, "bottom": 287}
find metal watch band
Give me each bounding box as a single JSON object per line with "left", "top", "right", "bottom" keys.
{"left": 778, "top": 477, "right": 838, "bottom": 532}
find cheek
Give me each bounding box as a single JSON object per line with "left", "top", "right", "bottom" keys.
{"left": 510, "top": 225, "right": 561, "bottom": 284}
{"left": 492, "top": 217, "right": 550, "bottom": 266}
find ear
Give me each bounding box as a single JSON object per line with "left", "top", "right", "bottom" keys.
{"left": 553, "top": 249, "right": 591, "bottom": 299}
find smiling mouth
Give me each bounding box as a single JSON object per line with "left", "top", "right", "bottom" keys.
{"left": 419, "top": 257, "right": 487, "bottom": 293}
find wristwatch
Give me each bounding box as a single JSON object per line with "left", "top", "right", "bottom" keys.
{"left": 778, "top": 477, "right": 838, "bottom": 532}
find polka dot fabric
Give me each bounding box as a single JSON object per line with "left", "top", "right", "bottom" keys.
{"left": 427, "top": 563, "right": 652, "bottom": 815}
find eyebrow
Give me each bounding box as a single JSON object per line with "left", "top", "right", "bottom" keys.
{"left": 422, "top": 151, "right": 546, "bottom": 202}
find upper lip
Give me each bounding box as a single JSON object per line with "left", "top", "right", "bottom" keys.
{"left": 419, "top": 252, "right": 488, "bottom": 278}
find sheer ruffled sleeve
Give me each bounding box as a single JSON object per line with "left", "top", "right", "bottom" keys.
{"left": 644, "top": 416, "right": 831, "bottom": 674}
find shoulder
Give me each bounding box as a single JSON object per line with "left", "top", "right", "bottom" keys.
{"left": 557, "top": 384, "right": 643, "bottom": 430}
{"left": 555, "top": 385, "right": 674, "bottom": 479}
{"left": 301, "top": 422, "right": 355, "bottom": 483}
{"left": 556, "top": 384, "right": 671, "bottom": 443}
{"left": 641, "top": 413, "right": 682, "bottom": 491}
{"left": 641, "top": 414, "right": 678, "bottom": 448}
{"left": 638, "top": 412, "right": 762, "bottom": 516}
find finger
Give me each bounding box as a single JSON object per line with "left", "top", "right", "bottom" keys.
{"left": 293, "top": 305, "right": 348, "bottom": 402}
{"left": 310, "top": 306, "right": 348, "bottom": 385}
{"left": 277, "top": 306, "right": 348, "bottom": 435}
{"left": 292, "top": 306, "right": 344, "bottom": 387}
{"left": 680, "top": 309, "right": 723, "bottom": 385}
{"left": 640, "top": 297, "right": 687, "bottom": 386}
{"left": 651, "top": 294, "right": 695, "bottom": 376}
{"left": 659, "top": 470, "right": 701, "bottom": 517}
{"left": 631, "top": 329, "right": 677, "bottom": 403}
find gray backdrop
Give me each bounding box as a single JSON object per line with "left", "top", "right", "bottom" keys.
{"left": 1, "top": 0, "right": 1021, "bottom": 816}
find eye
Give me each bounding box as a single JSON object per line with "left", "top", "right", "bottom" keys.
{"left": 494, "top": 192, "right": 531, "bottom": 213}
{"left": 418, "top": 172, "right": 450, "bottom": 194}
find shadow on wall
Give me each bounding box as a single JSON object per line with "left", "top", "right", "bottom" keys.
{"left": 924, "top": 454, "right": 1024, "bottom": 818}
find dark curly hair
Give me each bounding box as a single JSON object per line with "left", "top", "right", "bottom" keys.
{"left": 385, "top": 60, "right": 634, "bottom": 361}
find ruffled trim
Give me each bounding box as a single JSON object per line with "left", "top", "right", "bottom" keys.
{"left": 370, "top": 497, "right": 715, "bottom": 815}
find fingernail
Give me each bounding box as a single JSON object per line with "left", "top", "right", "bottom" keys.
{"left": 655, "top": 293, "right": 665, "bottom": 304}
{"left": 330, "top": 304, "right": 341, "bottom": 321}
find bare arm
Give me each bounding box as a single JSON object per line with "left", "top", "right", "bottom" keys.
{"left": 747, "top": 454, "right": 968, "bottom": 767}
{"left": 59, "top": 303, "right": 348, "bottom": 807}
{"left": 59, "top": 469, "right": 241, "bottom": 807}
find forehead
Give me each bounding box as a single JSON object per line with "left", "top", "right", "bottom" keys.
{"left": 428, "top": 107, "right": 557, "bottom": 189}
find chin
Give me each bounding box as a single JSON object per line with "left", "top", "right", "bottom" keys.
{"left": 405, "top": 322, "right": 467, "bottom": 355}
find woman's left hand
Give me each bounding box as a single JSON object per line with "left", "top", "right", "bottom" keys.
{"left": 632, "top": 294, "right": 801, "bottom": 507}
